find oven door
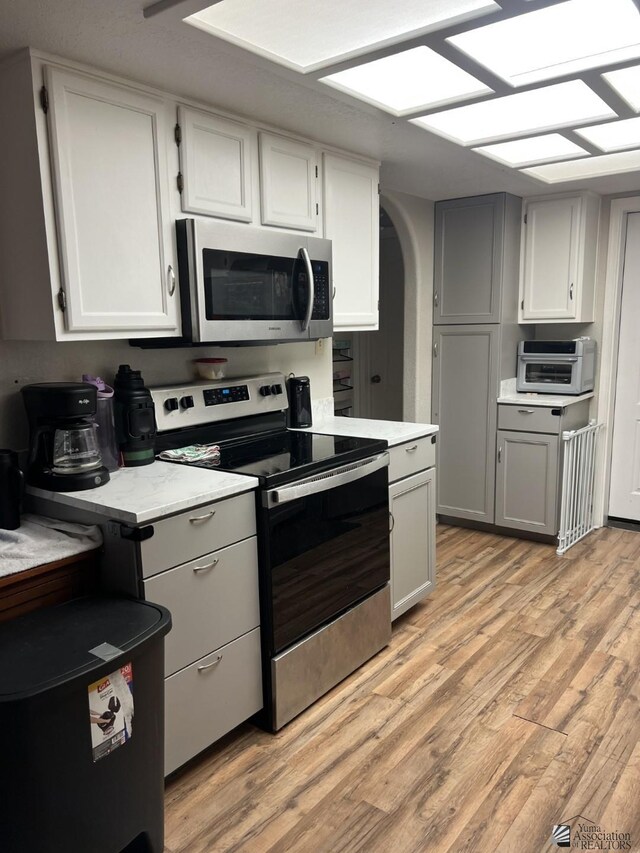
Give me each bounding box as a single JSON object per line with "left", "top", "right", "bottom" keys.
{"left": 517, "top": 355, "right": 581, "bottom": 393}
{"left": 261, "top": 453, "right": 390, "bottom": 655}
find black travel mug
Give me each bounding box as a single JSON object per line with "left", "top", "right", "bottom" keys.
{"left": 0, "top": 450, "right": 24, "bottom": 530}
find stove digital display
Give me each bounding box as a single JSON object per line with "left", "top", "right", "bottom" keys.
{"left": 203, "top": 385, "right": 250, "bottom": 406}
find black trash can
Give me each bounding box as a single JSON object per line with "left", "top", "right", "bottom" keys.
{"left": 0, "top": 596, "right": 171, "bottom": 853}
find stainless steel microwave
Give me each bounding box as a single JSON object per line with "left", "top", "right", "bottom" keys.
{"left": 176, "top": 219, "right": 333, "bottom": 344}
{"left": 516, "top": 339, "right": 596, "bottom": 395}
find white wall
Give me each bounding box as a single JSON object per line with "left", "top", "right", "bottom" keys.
{"left": 0, "top": 338, "right": 332, "bottom": 450}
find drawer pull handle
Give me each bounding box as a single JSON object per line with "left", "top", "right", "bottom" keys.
{"left": 189, "top": 510, "right": 215, "bottom": 523}
{"left": 518, "top": 409, "right": 535, "bottom": 414}
{"left": 193, "top": 559, "right": 219, "bottom": 573}
{"left": 405, "top": 445, "right": 418, "bottom": 452}
{"left": 197, "top": 655, "right": 223, "bottom": 672}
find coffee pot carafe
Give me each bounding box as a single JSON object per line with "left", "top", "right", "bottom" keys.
{"left": 21, "top": 382, "right": 110, "bottom": 491}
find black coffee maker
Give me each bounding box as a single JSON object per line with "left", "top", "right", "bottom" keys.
{"left": 21, "top": 383, "right": 110, "bottom": 491}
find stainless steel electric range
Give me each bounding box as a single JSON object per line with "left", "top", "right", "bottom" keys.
{"left": 151, "top": 373, "right": 391, "bottom": 731}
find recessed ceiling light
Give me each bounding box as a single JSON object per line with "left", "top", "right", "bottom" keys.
{"left": 185, "top": 0, "right": 500, "bottom": 73}
{"left": 411, "top": 81, "right": 616, "bottom": 146}
{"left": 603, "top": 65, "right": 640, "bottom": 111}
{"left": 320, "top": 47, "right": 492, "bottom": 115}
{"left": 448, "top": 0, "right": 640, "bottom": 87}
{"left": 474, "top": 134, "right": 589, "bottom": 168}
{"left": 575, "top": 116, "right": 640, "bottom": 151}
{"left": 523, "top": 149, "right": 640, "bottom": 183}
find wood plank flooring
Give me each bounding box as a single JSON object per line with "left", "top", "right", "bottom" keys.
{"left": 164, "top": 525, "right": 640, "bottom": 853}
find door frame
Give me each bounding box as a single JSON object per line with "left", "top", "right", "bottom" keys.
{"left": 595, "top": 195, "right": 640, "bottom": 525}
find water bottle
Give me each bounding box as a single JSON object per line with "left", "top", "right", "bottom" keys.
{"left": 113, "top": 365, "right": 157, "bottom": 467}
{"left": 0, "top": 450, "right": 24, "bottom": 530}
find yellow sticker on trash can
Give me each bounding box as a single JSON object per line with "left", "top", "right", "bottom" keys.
{"left": 88, "top": 662, "right": 134, "bottom": 762}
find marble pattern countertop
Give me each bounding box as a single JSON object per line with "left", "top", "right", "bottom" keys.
{"left": 498, "top": 379, "right": 594, "bottom": 408}
{"left": 297, "top": 414, "right": 439, "bottom": 446}
{"left": 27, "top": 463, "right": 259, "bottom": 526}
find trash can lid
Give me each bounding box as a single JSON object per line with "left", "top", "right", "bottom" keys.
{"left": 0, "top": 597, "right": 171, "bottom": 701}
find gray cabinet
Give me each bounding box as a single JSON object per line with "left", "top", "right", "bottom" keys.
{"left": 495, "top": 400, "right": 590, "bottom": 536}
{"left": 388, "top": 437, "right": 437, "bottom": 621}
{"left": 495, "top": 430, "right": 559, "bottom": 534}
{"left": 434, "top": 193, "right": 521, "bottom": 325}
{"left": 432, "top": 325, "right": 499, "bottom": 523}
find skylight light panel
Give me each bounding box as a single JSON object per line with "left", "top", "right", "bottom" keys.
{"left": 575, "top": 116, "right": 640, "bottom": 151}
{"left": 320, "top": 47, "right": 492, "bottom": 115}
{"left": 448, "top": 0, "right": 640, "bottom": 87}
{"left": 411, "top": 81, "right": 616, "bottom": 146}
{"left": 523, "top": 149, "right": 640, "bottom": 183}
{"left": 474, "top": 135, "right": 589, "bottom": 168}
{"left": 185, "top": 0, "right": 500, "bottom": 73}
{"left": 603, "top": 65, "right": 640, "bottom": 111}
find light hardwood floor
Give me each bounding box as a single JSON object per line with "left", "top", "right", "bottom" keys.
{"left": 164, "top": 524, "right": 640, "bottom": 853}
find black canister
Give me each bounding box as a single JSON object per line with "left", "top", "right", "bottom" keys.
{"left": 113, "top": 365, "right": 156, "bottom": 467}
{"left": 0, "top": 450, "right": 24, "bottom": 530}
{"left": 287, "top": 376, "right": 312, "bottom": 428}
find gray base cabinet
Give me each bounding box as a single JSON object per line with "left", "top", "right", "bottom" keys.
{"left": 388, "top": 437, "right": 437, "bottom": 621}
{"left": 432, "top": 325, "right": 498, "bottom": 523}
{"left": 495, "top": 430, "right": 559, "bottom": 534}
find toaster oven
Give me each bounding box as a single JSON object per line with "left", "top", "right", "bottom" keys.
{"left": 516, "top": 339, "right": 596, "bottom": 395}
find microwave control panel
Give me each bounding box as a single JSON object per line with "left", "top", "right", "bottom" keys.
{"left": 311, "top": 261, "right": 330, "bottom": 320}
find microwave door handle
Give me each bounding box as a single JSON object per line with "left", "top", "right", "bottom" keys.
{"left": 299, "top": 247, "right": 314, "bottom": 332}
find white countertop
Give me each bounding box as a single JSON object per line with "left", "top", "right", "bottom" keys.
{"left": 296, "top": 416, "right": 439, "bottom": 446}
{"left": 498, "top": 378, "right": 594, "bottom": 408}
{"left": 27, "top": 462, "right": 258, "bottom": 526}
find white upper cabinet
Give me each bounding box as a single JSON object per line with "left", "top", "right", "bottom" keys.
{"left": 177, "top": 106, "right": 254, "bottom": 222}
{"left": 45, "top": 66, "right": 179, "bottom": 334}
{"left": 323, "top": 152, "right": 379, "bottom": 331}
{"left": 519, "top": 192, "right": 600, "bottom": 324}
{"left": 259, "top": 132, "right": 318, "bottom": 231}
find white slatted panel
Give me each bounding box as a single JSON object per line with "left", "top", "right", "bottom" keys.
{"left": 557, "top": 421, "right": 603, "bottom": 555}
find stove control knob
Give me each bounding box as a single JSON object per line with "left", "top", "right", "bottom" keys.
{"left": 180, "top": 395, "right": 194, "bottom": 410}
{"left": 259, "top": 385, "right": 272, "bottom": 396}
{"left": 271, "top": 384, "right": 283, "bottom": 395}
{"left": 164, "top": 397, "right": 179, "bottom": 412}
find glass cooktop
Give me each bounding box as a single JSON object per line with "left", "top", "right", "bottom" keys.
{"left": 169, "top": 430, "right": 388, "bottom": 487}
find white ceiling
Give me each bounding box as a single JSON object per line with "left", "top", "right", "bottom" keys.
{"left": 2, "top": 0, "right": 640, "bottom": 200}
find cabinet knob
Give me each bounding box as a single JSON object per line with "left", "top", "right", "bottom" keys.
{"left": 371, "top": 374, "right": 381, "bottom": 384}
{"left": 167, "top": 264, "right": 176, "bottom": 296}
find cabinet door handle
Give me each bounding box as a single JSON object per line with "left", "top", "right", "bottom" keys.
{"left": 405, "top": 445, "right": 418, "bottom": 452}
{"left": 333, "top": 287, "right": 336, "bottom": 300}
{"left": 192, "top": 558, "right": 219, "bottom": 573}
{"left": 434, "top": 291, "right": 439, "bottom": 308}
{"left": 189, "top": 510, "right": 215, "bottom": 523}
{"left": 167, "top": 264, "right": 176, "bottom": 296}
{"left": 518, "top": 409, "right": 535, "bottom": 414}
{"left": 389, "top": 511, "right": 395, "bottom": 533}
{"left": 433, "top": 342, "right": 438, "bottom": 358}
{"left": 569, "top": 282, "right": 574, "bottom": 301}
{"left": 197, "top": 655, "right": 223, "bottom": 672}
{"left": 498, "top": 446, "right": 502, "bottom": 463}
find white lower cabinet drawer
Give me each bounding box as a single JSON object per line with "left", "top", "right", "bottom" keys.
{"left": 144, "top": 536, "right": 259, "bottom": 677}
{"left": 388, "top": 436, "right": 436, "bottom": 483}
{"left": 140, "top": 490, "right": 256, "bottom": 578}
{"left": 164, "top": 627, "right": 263, "bottom": 776}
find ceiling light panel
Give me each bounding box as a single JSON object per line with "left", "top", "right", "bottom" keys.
{"left": 411, "top": 81, "right": 616, "bottom": 146}
{"left": 320, "top": 47, "right": 492, "bottom": 115}
{"left": 474, "top": 134, "right": 589, "bottom": 168}
{"left": 448, "top": 0, "right": 640, "bottom": 87}
{"left": 603, "top": 65, "right": 640, "bottom": 111}
{"left": 185, "top": 0, "right": 500, "bottom": 73}
{"left": 523, "top": 149, "right": 640, "bottom": 183}
{"left": 575, "top": 116, "right": 640, "bottom": 151}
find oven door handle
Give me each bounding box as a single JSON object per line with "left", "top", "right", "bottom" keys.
{"left": 520, "top": 355, "right": 579, "bottom": 363}
{"left": 265, "top": 452, "right": 389, "bottom": 507}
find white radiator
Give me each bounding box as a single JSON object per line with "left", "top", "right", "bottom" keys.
{"left": 557, "top": 420, "right": 603, "bottom": 555}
